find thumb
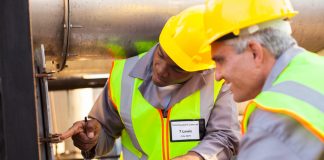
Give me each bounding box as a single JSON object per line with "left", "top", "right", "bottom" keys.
{"left": 87, "top": 131, "right": 94, "bottom": 139}
{"left": 85, "top": 119, "right": 99, "bottom": 138}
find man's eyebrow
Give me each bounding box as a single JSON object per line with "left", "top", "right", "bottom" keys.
{"left": 212, "top": 55, "right": 223, "bottom": 62}
{"left": 158, "top": 45, "right": 166, "bottom": 56}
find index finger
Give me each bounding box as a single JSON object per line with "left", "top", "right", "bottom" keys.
{"left": 60, "top": 121, "right": 85, "bottom": 140}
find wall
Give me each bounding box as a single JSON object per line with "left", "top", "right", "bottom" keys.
{"left": 49, "top": 88, "right": 103, "bottom": 158}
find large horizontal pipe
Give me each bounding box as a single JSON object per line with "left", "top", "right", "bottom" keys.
{"left": 290, "top": 0, "right": 324, "bottom": 52}
{"left": 30, "top": 0, "right": 324, "bottom": 76}
{"left": 30, "top": 0, "right": 203, "bottom": 61}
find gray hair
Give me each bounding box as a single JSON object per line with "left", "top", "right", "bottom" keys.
{"left": 225, "top": 28, "right": 297, "bottom": 59}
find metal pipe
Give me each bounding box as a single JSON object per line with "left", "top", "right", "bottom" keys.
{"left": 290, "top": 0, "right": 324, "bottom": 52}
{"left": 30, "top": 0, "right": 324, "bottom": 76}
{"left": 30, "top": 0, "right": 204, "bottom": 61}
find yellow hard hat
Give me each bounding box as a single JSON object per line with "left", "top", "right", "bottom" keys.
{"left": 204, "top": 0, "right": 298, "bottom": 44}
{"left": 159, "top": 5, "right": 215, "bottom": 72}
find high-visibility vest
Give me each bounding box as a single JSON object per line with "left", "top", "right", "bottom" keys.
{"left": 109, "top": 53, "right": 224, "bottom": 160}
{"left": 242, "top": 51, "right": 324, "bottom": 142}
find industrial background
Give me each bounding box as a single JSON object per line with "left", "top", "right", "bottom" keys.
{"left": 1, "top": 0, "right": 324, "bottom": 159}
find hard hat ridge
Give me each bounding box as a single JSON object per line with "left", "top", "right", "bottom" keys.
{"left": 239, "top": 19, "right": 292, "bottom": 36}
{"left": 160, "top": 5, "right": 215, "bottom": 72}
{"left": 204, "top": 0, "right": 298, "bottom": 44}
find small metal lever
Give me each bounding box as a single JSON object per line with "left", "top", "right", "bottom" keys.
{"left": 39, "top": 133, "right": 62, "bottom": 143}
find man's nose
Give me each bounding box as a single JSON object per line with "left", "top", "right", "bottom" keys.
{"left": 157, "top": 62, "right": 169, "bottom": 78}
{"left": 215, "top": 68, "right": 223, "bottom": 81}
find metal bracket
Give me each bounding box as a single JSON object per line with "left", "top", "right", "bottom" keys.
{"left": 34, "top": 44, "right": 57, "bottom": 80}
{"left": 35, "top": 73, "right": 57, "bottom": 80}
{"left": 39, "top": 134, "right": 62, "bottom": 143}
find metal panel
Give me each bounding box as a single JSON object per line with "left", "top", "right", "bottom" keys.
{"left": 34, "top": 46, "right": 56, "bottom": 159}
{"left": 0, "top": 0, "right": 39, "bottom": 159}
{"left": 0, "top": 78, "right": 4, "bottom": 160}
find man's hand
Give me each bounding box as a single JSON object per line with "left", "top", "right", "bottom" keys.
{"left": 60, "top": 118, "right": 102, "bottom": 151}
{"left": 172, "top": 151, "right": 204, "bottom": 160}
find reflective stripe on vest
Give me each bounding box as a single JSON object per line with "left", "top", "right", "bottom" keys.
{"left": 109, "top": 53, "right": 223, "bottom": 159}
{"left": 242, "top": 50, "right": 324, "bottom": 142}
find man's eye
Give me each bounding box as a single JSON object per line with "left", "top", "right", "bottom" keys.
{"left": 173, "top": 67, "right": 184, "bottom": 73}
{"left": 214, "top": 57, "right": 224, "bottom": 64}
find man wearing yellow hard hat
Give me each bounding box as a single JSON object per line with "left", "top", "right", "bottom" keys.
{"left": 65, "top": 5, "right": 240, "bottom": 160}
{"left": 204, "top": 0, "right": 324, "bottom": 159}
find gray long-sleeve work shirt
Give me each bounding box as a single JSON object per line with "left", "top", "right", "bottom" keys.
{"left": 238, "top": 108, "right": 324, "bottom": 160}
{"left": 237, "top": 46, "right": 324, "bottom": 160}
{"left": 89, "top": 45, "right": 241, "bottom": 160}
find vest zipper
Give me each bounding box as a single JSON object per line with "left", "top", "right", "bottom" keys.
{"left": 160, "top": 109, "right": 171, "bottom": 160}
{"left": 162, "top": 109, "right": 168, "bottom": 118}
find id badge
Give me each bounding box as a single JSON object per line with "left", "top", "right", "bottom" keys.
{"left": 169, "top": 119, "right": 205, "bottom": 142}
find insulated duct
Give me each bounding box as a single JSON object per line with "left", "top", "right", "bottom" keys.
{"left": 30, "top": 0, "right": 324, "bottom": 79}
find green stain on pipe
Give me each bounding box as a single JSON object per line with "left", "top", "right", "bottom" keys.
{"left": 134, "top": 40, "right": 157, "bottom": 54}
{"left": 106, "top": 43, "right": 126, "bottom": 58}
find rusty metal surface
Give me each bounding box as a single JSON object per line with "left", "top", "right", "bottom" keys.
{"left": 290, "top": 0, "right": 324, "bottom": 52}
{"left": 30, "top": 0, "right": 203, "bottom": 61}
{"left": 29, "top": 0, "right": 324, "bottom": 79}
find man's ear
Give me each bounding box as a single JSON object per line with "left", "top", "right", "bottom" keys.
{"left": 247, "top": 40, "right": 264, "bottom": 67}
